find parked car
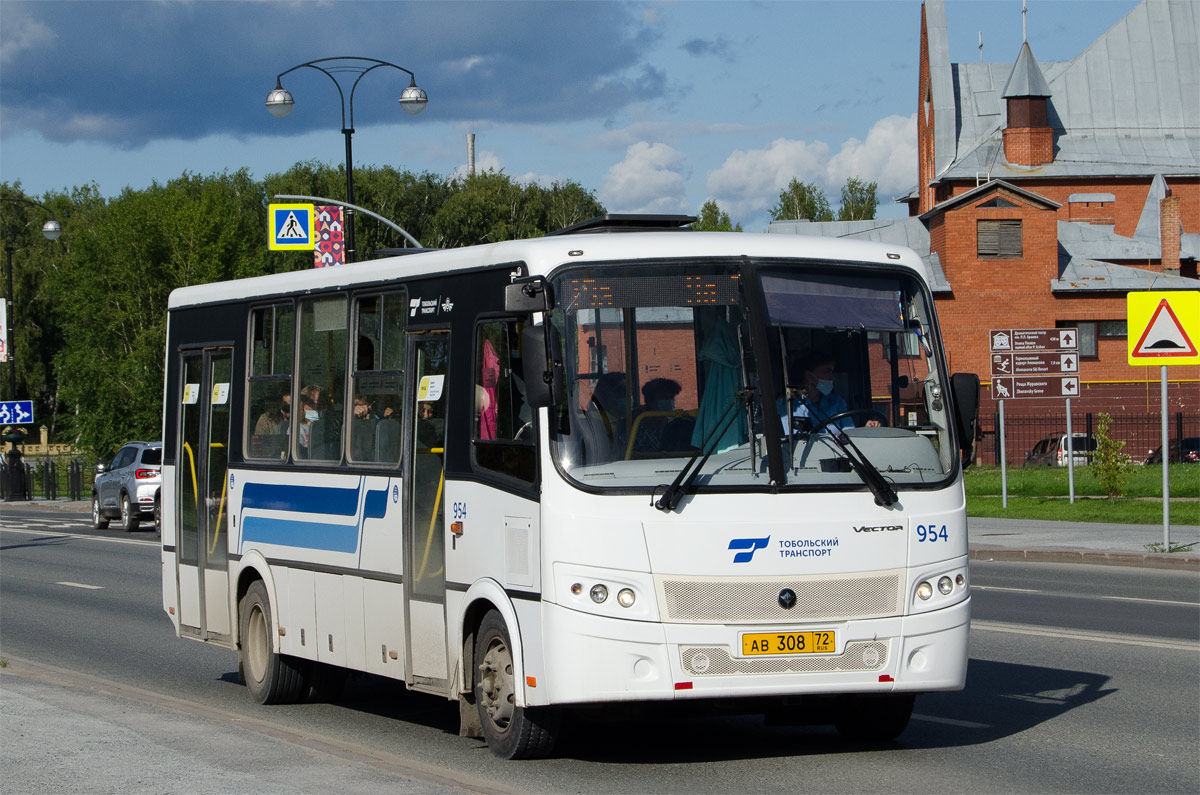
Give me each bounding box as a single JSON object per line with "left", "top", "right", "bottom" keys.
{"left": 1145, "top": 437, "right": 1200, "bottom": 465}
{"left": 93, "top": 441, "right": 161, "bottom": 532}
{"left": 1025, "top": 433, "right": 1097, "bottom": 466}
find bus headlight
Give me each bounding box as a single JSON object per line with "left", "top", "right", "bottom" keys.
{"left": 590, "top": 584, "right": 609, "bottom": 603}
{"left": 916, "top": 581, "right": 934, "bottom": 600}
{"left": 938, "top": 576, "right": 953, "bottom": 595}
{"left": 617, "top": 588, "right": 636, "bottom": 608}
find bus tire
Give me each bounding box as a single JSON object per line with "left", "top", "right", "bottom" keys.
{"left": 119, "top": 493, "right": 139, "bottom": 531}
{"left": 92, "top": 494, "right": 109, "bottom": 529}
{"left": 834, "top": 694, "right": 915, "bottom": 742}
{"left": 239, "top": 580, "right": 306, "bottom": 705}
{"left": 474, "top": 610, "right": 559, "bottom": 759}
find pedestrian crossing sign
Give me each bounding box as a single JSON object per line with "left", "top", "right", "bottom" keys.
{"left": 1127, "top": 291, "right": 1199, "bottom": 366}
{"left": 268, "top": 203, "right": 315, "bottom": 250}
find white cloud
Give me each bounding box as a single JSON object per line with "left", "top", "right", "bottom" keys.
{"left": 601, "top": 142, "right": 690, "bottom": 214}
{"left": 826, "top": 114, "right": 917, "bottom": 197}
{"left": 705, "top": 138, "right": 831, "bottom": 218}
{"left": 442, "top": 55, "right": 489, "bottom": 76}
{"left": 705, "top": 113, "right": 918, "bottom": 218}
{"left": 0, "top": 7, "right": 56, "bottom": 67}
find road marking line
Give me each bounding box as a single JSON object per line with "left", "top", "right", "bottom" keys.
{"left": 973, "top": 619, "right": 1199, "bottom": 651}
{"left": 973, "top": 585, "right": 1198, "bottom": 608}
{"left": 56, "top": 581, "right": 103, "bottom": 590}
{"left": 0, "top": 527, "right": 157, "bottom": 547}
{"left": 1099, "top": 595, "right": 1198, "bottom": 607}
{"left": 911, "top": 714, "right": 990, "bottom": 729}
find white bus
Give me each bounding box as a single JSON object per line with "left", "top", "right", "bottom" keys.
{"left": 161, "top": 215, "right": 980, "bottom": 759}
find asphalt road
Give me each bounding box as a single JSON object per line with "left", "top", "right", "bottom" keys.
{"left": 2, "top": 508, "right": 1198, "bottom": 793}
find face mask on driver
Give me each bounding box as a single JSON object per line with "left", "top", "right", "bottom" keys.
{"left": 816, "top": 379, "right": 835, "bottom": 396}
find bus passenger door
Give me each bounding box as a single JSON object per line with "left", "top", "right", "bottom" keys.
{"left": 175, "top": 347, "right": 234, "bottom": 642}
{"left": 404, "top": 333, "right": 449, "bottom": 685}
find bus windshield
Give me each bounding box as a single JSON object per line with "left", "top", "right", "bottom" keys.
{"left": 549, "top": 260, "right": 956, "bottom": 493}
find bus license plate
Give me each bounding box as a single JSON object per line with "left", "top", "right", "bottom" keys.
{"left": 741, "top": 631, "right": 836, "bottom": 656}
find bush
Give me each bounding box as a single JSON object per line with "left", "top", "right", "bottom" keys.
{"left": 1092, "top": 413, "right": 1133, "bottom": 499}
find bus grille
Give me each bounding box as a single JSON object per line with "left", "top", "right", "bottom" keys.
{"left": 680, "top": 641, "right": 888, "bottom": 676}
{"left": 657, "top": 571, "right": 902, "bottom": 624}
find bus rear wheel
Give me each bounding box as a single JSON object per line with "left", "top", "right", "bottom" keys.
{"left": 474, "top": 610, "right": 559, "bottom": 759}
{"left": 239, "top": 580, "right": 306, "bottom": 705}
{"left": 834, "top": 694, "right": 915, "bottom": 742}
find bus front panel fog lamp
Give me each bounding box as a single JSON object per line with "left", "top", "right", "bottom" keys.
{"left": 938, "top": 576, "right": 954, "bottom": 595}
{"left": 617, "top": 588, "right": 636, "bottom": 608}
{"left": 590, "top": 584, "right": 609, "bottom": 604}
{"left": 917, "top": 581, "right": 933, "bottom": 600}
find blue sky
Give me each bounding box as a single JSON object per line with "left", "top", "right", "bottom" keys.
{"left": 1, "top": 0, "right": 1137, "bottom": 233}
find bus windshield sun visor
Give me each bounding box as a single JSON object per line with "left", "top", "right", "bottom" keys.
{"left": 760, "top": 273, "right": 905, "bottom": 330}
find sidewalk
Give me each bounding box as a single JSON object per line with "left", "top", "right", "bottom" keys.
{"left": 4, "top": 497, "right": 1198, "bottom": 570}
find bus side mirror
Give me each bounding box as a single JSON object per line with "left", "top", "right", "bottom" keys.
{"left": 505, "top": 277, "right": 554, "bottom": 314}
{"left": 950, "top": 372, "right": 980, "bottom": 469}
{"left": 522, "top": 323, "right": 563, "bottom": 409}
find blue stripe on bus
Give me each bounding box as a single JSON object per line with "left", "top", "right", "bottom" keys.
{"left": 364, "top": 489, "right": 388, "bottom": 519}
{"left": 242, "top": 482, "right": 360, "bottom": 516}
{"left": 242, "top": 516, "right": 360, "bottom": 553}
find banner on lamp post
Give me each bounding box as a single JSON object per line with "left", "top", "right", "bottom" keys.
{"left": 0, "top": 298, "right": 8, "bottom": 363}
{"left": 314, "top": 206, "right": 345, "bottom": 267}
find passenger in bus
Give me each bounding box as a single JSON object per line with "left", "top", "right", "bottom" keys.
{"left": 782, "top": 351, "right": 881, "bottom": 433}
{"left": 297, "top": 385, "right": 323, "bottom": 458}
{"left": 350, "top": 394, "right": 379, "bottom": 460}
{"left": 254, "top": 392, "right": 290, "bottom": 436}
{"left": 630, "top": 378, "right": 684, "bottom": 454}
{"left": 374, "top": 396, "right": 402, "bottom": 461}
{"left": 417, "top": 400, "right": 444, "bottom": 450}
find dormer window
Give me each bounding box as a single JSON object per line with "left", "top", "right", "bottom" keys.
{"left": 977, "top": 219, "right": 1022, "bottom": 258}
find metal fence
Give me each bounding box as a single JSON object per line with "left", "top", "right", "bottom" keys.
{"left": 1, "top": 455, "right": 96, "bottom": 502}
{"left": 976, "top": 411, "right": 1198, "bottom": 467}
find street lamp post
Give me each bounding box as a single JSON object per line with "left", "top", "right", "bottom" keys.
{"left": 2, "top": 197, "right": 62, "bottom": 400}
{"left": 265, "top": 57, "right": 427, "bottom": 263}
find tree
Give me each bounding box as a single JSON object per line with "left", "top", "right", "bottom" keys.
{"left": 770, "top": 178, "right": 832, "bottom": 222}
{"left": 1092, "top": 413, "right": 1134, "bottom": 499}
{"left": 693, "top": 200, "right": 742, "bottom": 232}
{"left": 837, "top": 176, "right": 879, "bottom": 221}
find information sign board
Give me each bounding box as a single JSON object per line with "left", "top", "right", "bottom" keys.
{"left": 989, "top": 328, "right": 1077, "bottom": 352}
{"left": 0, "top": 400, "right": 34, "bottom": 425}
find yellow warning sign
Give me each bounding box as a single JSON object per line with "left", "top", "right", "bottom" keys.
{"left": 1127, "top": 291, "right": 1199, "bottom": 366}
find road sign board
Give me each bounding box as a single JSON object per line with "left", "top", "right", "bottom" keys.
{"left": 1127, "top": 291, "right": 1199, "bottom": 366}
{"left": 268, "top": 203, "right": 315, "bottom": 251}
{"left": 0, "top": 400, "right": 34, "bottom": 425}
{"left": 990, "top": 328, "right": 1077, "bottom": 352}
{"left": 991, "top": 376, "right": 1078, "bottom": 400}
{"left": 991, "top": 351, "right": 1079, "bottom": 376}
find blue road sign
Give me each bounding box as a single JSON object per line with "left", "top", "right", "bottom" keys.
{"left": 0, "top": 400, "right": 34, "bottom": 425}
{"left": 269, "top": 203, "right": 315, "bottom": 250}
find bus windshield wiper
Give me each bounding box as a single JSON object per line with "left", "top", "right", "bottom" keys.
{"left": 653, "top": 389, "right": 749, "bottom": 512}
{"left": 796, "top": 397, "right": 898, "bottom": 507}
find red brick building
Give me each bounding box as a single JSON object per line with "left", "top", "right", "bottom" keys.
{"left": 771, "top": 0, "right": 1199, "bottom": 460}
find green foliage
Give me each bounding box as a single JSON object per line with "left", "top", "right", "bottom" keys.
{"left": 837, "top": 176, "right": 878, "bottom": 221}
{"left": 770, "top": 178, "right": 832, "bottom": 222}
{"left": 693, "top": 200, "right": 742, "bottom": 232}
{"left": 4, "top": 165, "right": 606, "bottom": 455}
{"left": 1092, "top": 413, "right": 1134, "bottom": 499}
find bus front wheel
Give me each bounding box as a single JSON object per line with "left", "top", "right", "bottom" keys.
{"left": 834, "top": 693, "right": 915, "bottom": 742}
{"left": 239, "top": 580, "right": 306, "bottom": 705}
{"left": 474, "top": 610, "right": 560, "bottom": 759}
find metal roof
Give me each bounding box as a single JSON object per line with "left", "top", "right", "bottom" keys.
{"left": 930, "top": 0, "right": 1200, "bottom": 182}
{"left": 1052, "top": 258, "right": 1200, "bottom": 292}
{"left": 1002, "top": 42, "right": 1052, "bottom": 98}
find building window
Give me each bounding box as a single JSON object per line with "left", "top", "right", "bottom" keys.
{"left": 977, "top": 219, "right": 1022, "bottom": 258}
{"left": 1057, "top": 320, "right": 1126, "bottom": 361}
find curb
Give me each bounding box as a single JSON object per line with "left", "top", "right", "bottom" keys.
{"left": 970, "top": 547, "right": 1200, "bottom": 571}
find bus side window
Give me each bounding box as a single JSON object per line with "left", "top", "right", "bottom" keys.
{"left": 296, "top": 296, "right": 347, "bottom": 463}
{"left": 473, "top": 320, "right": 534, "bottom": 483}
{"left": 349, "top": 291, "right": 407, "bottom": 465}
{"left": 246, "top": 303, "right": 294, "bottom": 461}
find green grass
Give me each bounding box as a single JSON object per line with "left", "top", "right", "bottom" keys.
{"left": 964, "top": 464, "right": 1200, "bottom": 525}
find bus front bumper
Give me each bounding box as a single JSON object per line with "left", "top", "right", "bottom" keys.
{"left": 537, "top": 597, "right": 969, "bottom": 706}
